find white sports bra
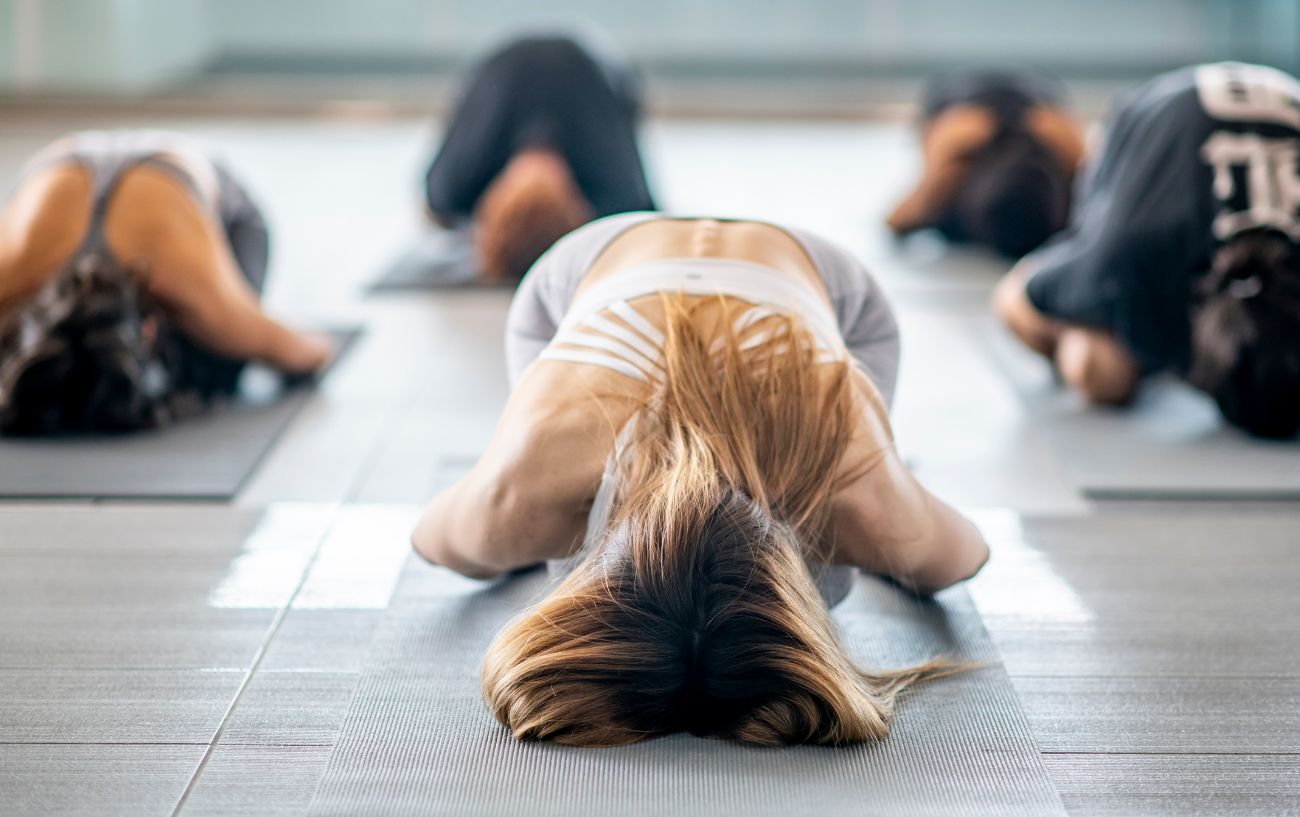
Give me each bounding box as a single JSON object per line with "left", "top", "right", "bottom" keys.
{"left": 537, "top": 258, "right": 846, "bottom": 381}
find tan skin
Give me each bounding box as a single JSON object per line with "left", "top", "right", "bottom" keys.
{"left": 413, "top": 218, "right": 990, "bottom": 595}
{"left": 0, "top": 152, "right": 332, "bottom": 375}
{"left": 895, "top": 107, "right": 1138, "bottom": 404}
{"left": 993, "top": 262, "right": 1141, "bottom": 404}
{"left": 887, "top": 104, "right": 1087, "bottom": 235}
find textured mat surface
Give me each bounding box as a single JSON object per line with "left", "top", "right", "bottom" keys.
{"left": 307, "top": 562, "right": 1065, "bottom": 817}
{"left": 980, "top": 319, "right": 1300, "bottom": 499}
{"left": 369, "top": 230, "right": 504, "bottom": 292}
{"left": 0, "top": 330, "right": 360, "bottom": 500}
{"left": 1033, "top": 383, "right": 1300, "bottom": 499}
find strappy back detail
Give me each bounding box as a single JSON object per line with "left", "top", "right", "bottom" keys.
{"left": 537, "top": 258, "right": 846, "bottom": 381}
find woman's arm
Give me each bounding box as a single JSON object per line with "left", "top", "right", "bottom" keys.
{"left": 887, "top": 105, "right": 997, "bottom": 235}
{"left": 155, "top": 242, "right": 333, "bottom": 375}
{"left": 113, "top": 168, "right": 332, "bottom": 374}
{"left": 827, "top": 383, "right": 989, "bottom": 595}
{"left": 0, "top": 166, "right": 92, "bottom": 315}
{"left": 412, "top": 364, "right": 627, "bottom": 577}
{"left": 829, "top": 449, "right": 989, "bottom": 595}
{"left": 1026, "top": 106, "right": 1087, "bottom": 173}
{"left": 993, "top": 261, "right": 1140, "bottom": 403}
{"left": 410, "top": 448, "right": 591, "bottom": 579}
{"left": 992, "top": 260, "right": 1063, "bottom": 359}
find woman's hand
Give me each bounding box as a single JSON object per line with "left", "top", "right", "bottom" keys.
{"left": 275, "top": 329, "right": 335, "bottom": 375}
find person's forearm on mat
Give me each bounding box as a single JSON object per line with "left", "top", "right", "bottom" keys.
{"left": 829, "top": 450, "right": 990, "bottom": 596}
{"left": 412, "top": 472, "right": 586, "bottom": 579}
{"left": 146, "top": 225, "right": 331, "bottom": 375}
{"left": 169, "top": 281, "right": 331, "bottom": 375}
{"left": 888, "top": 105, "right": 997, "bottom": 235}
{"left": 992, "top": 262, "right": 1062, "bottom": 359}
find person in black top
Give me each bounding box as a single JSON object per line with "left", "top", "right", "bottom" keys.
{"left": 994, "top": 62, "right": 1300, "bottom": 438}
{"left": 423, "top": 32, "right": 657, "bottom": 284}
{"left": 888, "top": 68, "right": 1085, "bottom": 258}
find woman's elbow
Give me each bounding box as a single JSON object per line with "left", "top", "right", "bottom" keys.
{"left": 410, "top": 498, "right": 504, "bottom": 580}
{"left": 902, "top": 523, "right": 990, "bottom": 596}
{"left": 410, "top": 528, "right": 504, "bottom": 580}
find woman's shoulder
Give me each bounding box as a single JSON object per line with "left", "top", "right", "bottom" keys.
{"left": 0, "top": 165, "right": 94, "bottom": 305}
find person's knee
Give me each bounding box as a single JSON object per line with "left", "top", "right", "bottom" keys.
{"left": 1055, "top": 329, "right": 1139, "bottom": 405}
{"left": 991, "top": 272, "right": 1023, "bottom": 328}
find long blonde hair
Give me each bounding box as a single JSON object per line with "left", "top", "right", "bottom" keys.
{"left": 482, "top": 292, "right": 951, "bottom": 746}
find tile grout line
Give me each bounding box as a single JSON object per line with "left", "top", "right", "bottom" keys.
{"left": 168, "top": 503, "right": 343, "bottom": 817}
{"left": 339, "top": 376, "right": 430, "bottom": 505}
{"left": 341, "top": 401, "right": 406, "bottom": 505}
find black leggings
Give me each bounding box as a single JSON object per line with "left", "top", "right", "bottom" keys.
{"left": 424, "top": 34, "right": 656, "bottom": 223}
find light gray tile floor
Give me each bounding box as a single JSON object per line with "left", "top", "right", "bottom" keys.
{"left": 0, "top": 669, "right": 243, "bottom": 743}
{"left": 2, "top": 114, "right": 1298, "bottom": 816}
{"left": 179, "top": 745, "right": 337, "bottom": 817}
{"left": 0, "top": 744, "right": 207, "bottom": 817}
{"left": 1042, "top": 754, "right": 1300, "bottom": 817}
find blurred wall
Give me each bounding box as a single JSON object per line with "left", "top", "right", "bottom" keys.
{"left": 0, "top": 2, "right": 14, "bottom": 88}
{"left": 1, "top": 0, "right": 1297, "bottom": 94}
{"left": 0, "top": 0, "right": 212, "bottom": 92}
{"left": 209, "top": 0, "right": 1250, "bottom": 69}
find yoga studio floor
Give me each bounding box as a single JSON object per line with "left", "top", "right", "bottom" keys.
{"left": 1, "top": 113, "right": 1298, "bottom": 817}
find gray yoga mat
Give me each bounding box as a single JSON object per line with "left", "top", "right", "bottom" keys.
{"left": 369, "top": 229, "right": 506, "bottom": 292}
{"left": 307, "top": 562, "right": 1066, "bottom": 817}
{"left": 981, "top": 318, "right": 1300, "bottom": 500}
{"left": 0, "top": 330, "right": 359, "bottom": 500}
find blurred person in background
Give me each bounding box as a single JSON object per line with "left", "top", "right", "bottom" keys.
{"left": 424, "top": 32, "right": 657, "bottom": 285}
{"left": 887, "top": 68, "right": 1085, "bottom": 259}
{"left": 995, "top": 62, "right": 1300, "bottom": 439}
{"left": 0, "top": 131, "right": 331, "bottom": 435}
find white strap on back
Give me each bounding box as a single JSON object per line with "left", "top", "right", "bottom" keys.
{"left": 561, "top": 258, "right": 843, "bottom": 350}
{"left": 540, "top": 261, "right": 848, "bottom": 381}
{"left": 538, "top": 348, "right": 650, "bottom": 381}
{"left": 607, "top": 300, "right": 665, "bottom": 346}
{"left": 733, "top": 305, "right": 778, "bottom": 333}
{"left": 582, "top": 312, "right": 661, "bottom": 361}
{"left": 550, "top": 326, "right": 660, "bottom": 376}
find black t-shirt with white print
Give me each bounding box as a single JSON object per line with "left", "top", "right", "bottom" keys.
{"left": 1024, "top": 62, "right": 1300, "bottom": 374}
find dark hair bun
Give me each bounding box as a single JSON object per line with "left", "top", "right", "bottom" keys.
{"left": 954, "top": 131, "right": 1073, "bottom": 259}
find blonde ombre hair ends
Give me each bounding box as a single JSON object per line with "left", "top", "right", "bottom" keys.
{"left": 482, "top": 293, "right": 954, "bottom": 746}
